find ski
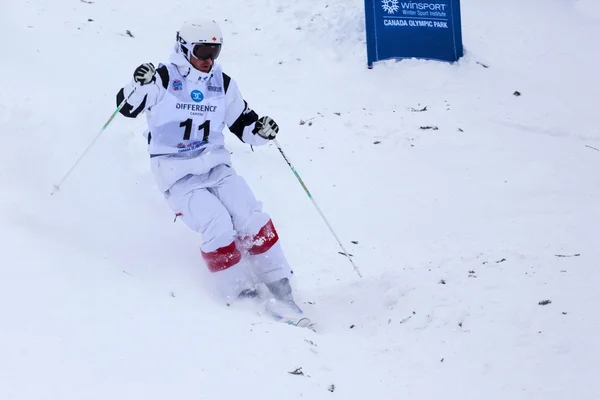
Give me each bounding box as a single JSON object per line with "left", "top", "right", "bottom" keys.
{"left": 236, "top": 286, "right": 317, "bottom": 331}
{"left": 264, "top": 309, "right": 315, "bottom": 329}
{"left": 262, "top": 301, "right": 317, "bottom": 331}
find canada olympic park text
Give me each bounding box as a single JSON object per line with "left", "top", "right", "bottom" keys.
{"left": 383, "top": 19, "right": 449, "bottom": 28}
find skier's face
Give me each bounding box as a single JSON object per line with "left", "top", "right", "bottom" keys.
{"left": 189, "top": 43, "right": 220, "bottom": 73}
{"left": 190, "top": 55, "right": 213, "bottom": 73}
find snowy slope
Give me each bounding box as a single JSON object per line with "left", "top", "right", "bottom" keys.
{"left": 1, "top": 0, "right": 600, "bottom": 399}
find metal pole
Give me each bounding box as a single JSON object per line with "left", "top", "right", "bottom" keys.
{"left": 51, "top": 89, "right": 136, "bottom": 195}
{"left": 272, "top": 138, "right": 362, "bottom": 278}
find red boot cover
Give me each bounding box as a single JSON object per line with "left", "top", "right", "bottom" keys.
{"left": 201, "top": 241, "right": 242, "bottom": 272}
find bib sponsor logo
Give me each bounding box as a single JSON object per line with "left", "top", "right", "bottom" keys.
{"left": 190, "top": 90, "right": 204, "bottom": 102}
{"left": 207, "top": 85, "right": 223, "bottom": 93}
{"left": 172, "top": 80, "right": 183, "bottom": 91}
{"left": 175, "top": 103, "right": 217, "bottom": 112}
{"left": 176, "top": 141, "right": 205, "bottom": 153}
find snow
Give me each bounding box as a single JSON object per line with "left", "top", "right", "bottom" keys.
{"left": 1, "top": 0, "right": 599, "bottom": 399}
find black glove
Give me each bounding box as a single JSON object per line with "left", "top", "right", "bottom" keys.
{"left": 133, "top": 63, "right": 156, "bottom": 85}
{"left": 253, "top": 116, "right": 279, "bottom": 140}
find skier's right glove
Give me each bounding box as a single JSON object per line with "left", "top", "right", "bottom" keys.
{"left": 133, "top": 63, "right": 156, "bottom": 86}
{"left": 253, "top": 116, "right": 279, "bottom": 140}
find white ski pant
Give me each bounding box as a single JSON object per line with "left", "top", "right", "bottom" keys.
{"left": 164, "top": 164, "right": 292, "bottom": 299}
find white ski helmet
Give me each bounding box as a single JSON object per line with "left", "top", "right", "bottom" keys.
{"left": 176, "top": 19, "right": 224, "bottom": 62}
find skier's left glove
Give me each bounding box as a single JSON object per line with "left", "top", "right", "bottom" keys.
{"left": 253, "top": 116, "right": 279, "bottom": 140}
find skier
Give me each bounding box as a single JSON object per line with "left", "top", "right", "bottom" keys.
{"left": 116, "top": 18, "right": 301, "bottom": 314}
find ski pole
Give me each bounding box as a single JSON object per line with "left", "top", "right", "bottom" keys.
{"left": 272, "top": 138, "right": 362, "bottom": 278}
{"left": 51, "top": 89, "right": 136, "bottom": 195}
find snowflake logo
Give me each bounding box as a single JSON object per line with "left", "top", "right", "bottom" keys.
{"left": 381, "top": 0, "right": 399, "bottom": 14}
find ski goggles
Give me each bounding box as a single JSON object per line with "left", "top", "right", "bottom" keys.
{"left": 191, "top": 43, "right": 222, "bottom": 60}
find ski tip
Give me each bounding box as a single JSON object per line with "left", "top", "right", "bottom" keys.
{"left": 295, "top": 318, "right": 312, "bottom": 328}
{"left": 296, "top": 318, "right": 318, "bottom": 332}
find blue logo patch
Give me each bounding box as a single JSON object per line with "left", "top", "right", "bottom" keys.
{"left": 190, "top": 90, "right": 204, "bottom": 102}
{"left": 172, "top": 80, "right": 182, "bottom": 91}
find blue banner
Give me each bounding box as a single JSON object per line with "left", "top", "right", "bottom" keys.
{"left": 365, "top": 0, "right": 463, "bottom": 67}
